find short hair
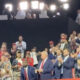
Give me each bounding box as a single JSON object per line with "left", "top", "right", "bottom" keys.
{"left": 41, "top": 51, "right": 48, "bottom": 56}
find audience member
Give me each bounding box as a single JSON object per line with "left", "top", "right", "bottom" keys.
{"left": 16, "top": 35, "right": 27, "bottom": 58}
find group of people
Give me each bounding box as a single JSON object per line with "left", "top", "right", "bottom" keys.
{"left": 0, "top": 31, "right": 80, "bottom": 80}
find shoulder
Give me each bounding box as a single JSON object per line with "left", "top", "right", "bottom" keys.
{"left": 22, "top": 41, "right": 26, "bottom": 44}
{"left": 16, "top": 41, "right": 19, "bottom": 44}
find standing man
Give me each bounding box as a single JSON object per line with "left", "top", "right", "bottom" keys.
{"left": 36, "top": 51, "right": 53, "bottom": 80}
{"left": 16, "top": 36, "right": 27, "bottom": 58}
{"left": 57, "top": 49, "right": 74, "bottom": 79}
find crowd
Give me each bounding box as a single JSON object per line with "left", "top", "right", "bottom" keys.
{"left": 0, "top": 31, "right": 80, "bottom": 80}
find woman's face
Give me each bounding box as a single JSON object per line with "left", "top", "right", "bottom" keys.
{"left": 16, "top": 53, "right": 21, "bottom": 58}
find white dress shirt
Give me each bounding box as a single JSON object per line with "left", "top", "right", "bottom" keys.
{"left": 39, "top": 58, "right": 48, "bottom": 69}
{"left": 16, "top": 41, "right": 26, "bottom": 53}
{"left": 30, "top": 52, "right": 38, "bottom": 65}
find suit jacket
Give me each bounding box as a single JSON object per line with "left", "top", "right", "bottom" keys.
{"left": 37, "top": 59, "right": 53, "bottom": 80}
{"left": 21, "top": 66, "right": 37, "bottom": 80}
{"left": 48, "top": 53, "right": 56, "bottom": 60}
{"left": 62, "top": 57, "right": 74, "bottom": 79}
{"left": 59, "top": 42, "right": 69, "bottom": 50}
{"left": 54, "top": 60, "right": 62, "bottom": 79}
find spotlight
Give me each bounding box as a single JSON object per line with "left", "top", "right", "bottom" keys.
{"left": 31, "top": 1, "right": 39, "bottom": 10}
{"left": 5, "top": 3, "right": 13, "bottom": 12}
{"left": 63, "top": 3, "right": 69, "bottom": 10}
{"left": 59, "top": 0, "right": 68, "bottom": 3}
{"left": 19, "top": 1, "right": 28, "bottom": 10}
{"left": 50, "top": 4, "right": 57, "bottom": 12}
{"left": 39, "top": 2, "right": 45, "bottom": 10}
{"left": 56, "top": 12, "right": 60, "bottom": 15}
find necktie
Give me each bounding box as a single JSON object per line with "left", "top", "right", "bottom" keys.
{"left": 24, "top": 69, "right": 28, "bottom": 80}
{"left": 41, "top": 60, "right": 44, "bottom": 69}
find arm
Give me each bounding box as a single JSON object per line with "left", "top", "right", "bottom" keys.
{"left": 63, "top": 58, "right": 74, "bottom": 69}
{"left": 22, "top": 42, "right": 26, "bottom": 50}
{"left": 43, "top": 61, "right": 54, "bottom": 74}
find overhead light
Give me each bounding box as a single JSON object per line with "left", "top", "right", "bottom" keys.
{"left": 31, "top": 1, "right": 39, "bottom": 10}
{"left": 5, "top": 3, "right": 13, "bottom": 12}
{"left": 63, "top": 3, "right": 69, "bottom": 10}
{"left": 59, "top": 0, "right": 68, "bottom": 3}
{"left": 39, "top": 2, "right": 45, "bottom": 10}
{"left": 50, "top": 4, "right": 57, "bottom": 12}
{"left": 19, "top": 1, "right": 29, "bottom": 10}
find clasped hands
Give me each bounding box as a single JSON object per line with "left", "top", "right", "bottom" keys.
{"left": 35, "top": 69, "right": 43, "bottom": 73}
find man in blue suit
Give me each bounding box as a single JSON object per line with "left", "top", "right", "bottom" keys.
{"left": 36, "top": 51, "right": 53, "bottom": 80}
{"left": 56, "top": 49, "right": 74, "bottom": 79}
{"left": 54, "top": 49, "right": 74, "bottom": 79}
{"left": 21, "top": 59, "right": 37, "bottom": 80}
{"left": 62, "top": 49, "right": 74, "bottom": 78}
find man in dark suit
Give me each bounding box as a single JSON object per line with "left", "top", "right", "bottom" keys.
{"left": 54, "top": 49, "right": 74, "bottom": 79}
{"left": 21, "top": 59, "right": 37, "bottom": 80}
{"left": 36, "top": 51, "right": 53, "bottom": 80}
{"left": 59, "top": 49, "right": 74, "bottom": 79}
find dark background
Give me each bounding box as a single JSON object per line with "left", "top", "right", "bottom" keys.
{"left": 0, "top": 16, "right": 69, "bottom": 50}
{"left": 0, "top": 0, "right": 80, "bottom": 50}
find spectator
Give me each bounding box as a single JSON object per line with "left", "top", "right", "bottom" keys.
{"left": 36, "top": 51, "right": 53, "bottom": 80}
{"left": 10, "top": 43, "right": 17, "bottom": 64}
{"left": 12, "top": 50, "right": 22, "bottom": 80}
{"left": 16, "top": 35, "right": 27, "bottom": 58}
{"left": 76, "top": 33, "right": 80, "bottom": 45}
{"left": 61, "top": 49, "right": 74, "bottom": 78}
{"left": 25, "top": 51, "right": 34, "bottom": 67}
{"left": 21, "top": 59, "right": 37, "bottom": 80}
{"left": 58, "top": 33, "right": 69, "bottom": 50}
{"left": 49, "top": 41, "right": 54, "bottom": 53}
{"left": 30, "top": 47, "right": 38, "bottom": 67}
{"left": 75, "top": 57, "right": 80, "bottom": 78}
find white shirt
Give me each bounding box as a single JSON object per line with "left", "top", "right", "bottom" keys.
{"left": 60, "top": 43, "right": 65, "bottom": 50}
{"left": 39, "top": 10, "right": 49, "bottom": 18}
{"left": 63, "top": 55, "right": 69, "bottom": 62}
{"left": 16, "top": 41, "right": 26, "bottom": 53}
{"left": 30, "top": 52, "right": 38, "bottom": 65}
{"left": 15, "top": 10, "right": 26, "bottom": 19}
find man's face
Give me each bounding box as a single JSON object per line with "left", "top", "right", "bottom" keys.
{"left": 56, "top": 50, "right": 61, "bottom": 56}
{"left": 63, "top": 49, "right": 69, "bottom": 57}
{"left": 19, "top": 36, "right": 23, "bottom": 42}
{"left": 73, "top": 31, "right": 76, "bottom": 36}
{"left": 50, "top": 44, "right": 54, "bottom": 48}
{"left": 41, "top": 52, "right": 47, "bottom": 60}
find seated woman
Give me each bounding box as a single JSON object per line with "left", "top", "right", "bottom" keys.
{"left": 0, "top": 54, "right": 12, "bottom": 79}
{"left": 12, "top": 50, "right": 22, "bottom": 80}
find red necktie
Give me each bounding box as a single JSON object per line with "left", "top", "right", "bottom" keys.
{"left": 24, "top": 69, "right": 28, "bottom": 80}
{"left": 41, "top": 60, "right": 44, "bottom": 69}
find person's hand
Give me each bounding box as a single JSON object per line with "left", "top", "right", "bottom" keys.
{"left": 38, "top": 69, "right": 43, "bottom": 73}
{"left": 35, "top": 69, "right": 38, "bottom": 73}
{"left": 58, "top": 57, "right": 63, "bottom": 63}
{"left": 51, "top": 59, "right": 56, "bottom": 63}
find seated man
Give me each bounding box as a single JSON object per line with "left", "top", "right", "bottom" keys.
{"left": 21, "top": 59, "right": 37, "bottom": 80}
{"left": 36, "top": 51, "right": 53, "bottom": 80}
